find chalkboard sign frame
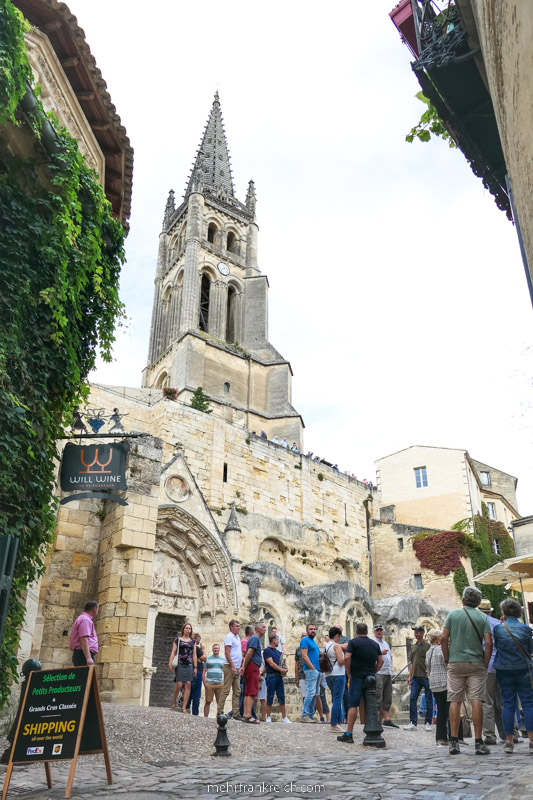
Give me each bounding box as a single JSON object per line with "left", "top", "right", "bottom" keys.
{"left": 1, "top": 666, "right": 111, "bottom": 800}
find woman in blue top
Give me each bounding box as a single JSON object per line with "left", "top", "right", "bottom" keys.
{"left": 493, "top": 598, "right": 533, "bottom": 754}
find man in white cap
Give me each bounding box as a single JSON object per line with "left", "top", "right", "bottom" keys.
{"left": 403, "top": 625, "right": 433, "bottom": 731}
{"left": 478, "top": 598, "right": 505, "bottom": 744}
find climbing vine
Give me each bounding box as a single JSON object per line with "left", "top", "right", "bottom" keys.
{"left": 412, "top": 529, "right": 476, "bottom": 575}
{"left": 0, "top": 0, "right": 125, "bottom": 708}
{"left": 451, "top": 506, "right": 515, "bottom": 609}
{"left": 406, "top": 91, "right": 457, "bottom": 148}
{"left": 412, "top": 504, "right": 515, "bottom": 608}
{"left": 0, "top": 1, "right": 32, "bottom": 126}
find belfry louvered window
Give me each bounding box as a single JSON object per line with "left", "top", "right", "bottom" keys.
{"left": 199, "top": 274, "right": 211, "bottom": 332}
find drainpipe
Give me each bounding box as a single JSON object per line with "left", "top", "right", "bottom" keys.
{"left": 506, "top": 175, "right": 533, "bottom": 310}
{"left": 364, "top": 495, "right": 373, "bottom": 598}
{"left": 247, "top": 356, "right": 252, "bottom": 430}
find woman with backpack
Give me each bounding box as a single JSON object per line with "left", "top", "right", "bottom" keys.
{"left": 322, "top": 626, "right": 346, "bottom": 732}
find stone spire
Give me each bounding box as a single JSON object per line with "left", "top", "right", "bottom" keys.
{"left": 185, "top": 92, "right": 234, "bottom": 199}
{"left": 245, "top": 179, "right": 256, "bottom": 218}
{"left": 224, "top": 503, "right": 241, "bottom": 534}
{"left": 163, "top": 188, "right": 175, "bottom": 227}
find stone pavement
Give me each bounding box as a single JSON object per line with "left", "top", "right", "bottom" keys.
{"left": 2, "top": 745, "right": 533, "bottom": 800}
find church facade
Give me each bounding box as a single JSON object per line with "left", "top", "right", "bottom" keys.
{"left": 26, "top": 96, "right": 510, "bottom": 708}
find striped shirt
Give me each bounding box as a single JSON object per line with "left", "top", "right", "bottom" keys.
{"left": 205, "top": 655, "right": 226, "bottom": 684}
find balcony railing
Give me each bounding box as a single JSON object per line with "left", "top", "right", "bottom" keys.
{"left": 390, "top": 0, "right": 511, "bottom": 219}
{"left": 390, "top": 1, "right": 462, "bottom": 62}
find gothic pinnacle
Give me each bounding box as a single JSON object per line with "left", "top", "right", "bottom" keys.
{"left": 224, "top": 502, "right": 241, "bottom": 534}
{"left": 163, "top": 188, "right": 175, "bottom": 227}
{"left": 245, "top": 180, "right": 256, "bottom": 216}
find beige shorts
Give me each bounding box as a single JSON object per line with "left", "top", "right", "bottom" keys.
{"left": 447, "top": 661, "right": 487, "bottom": 703}
{"left": 205, "top": 682, "right": 223, "bottom": 702}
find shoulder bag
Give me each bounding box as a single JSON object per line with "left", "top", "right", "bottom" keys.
{"left": 172, "top": 637, "right": 181, "bottom": 668}
{"left": 319, "top": 642, "right": 334, "bottom": 674}
{"left": 502, "top": 622, "right": 533, "bottom": 689}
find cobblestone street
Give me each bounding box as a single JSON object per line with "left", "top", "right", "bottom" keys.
{"left": 2, "top": 708, "right": 533, "bottom": 800}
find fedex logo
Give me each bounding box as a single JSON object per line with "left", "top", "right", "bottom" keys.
{"left": 26, "top": 746, "right": 44, "bottom": 755}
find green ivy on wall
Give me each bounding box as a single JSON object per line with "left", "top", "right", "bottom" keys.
{"left": 412, "top": 504, "right": 515, "bottom": 609}
{"left": 450, "top": 506, "right": 515, "bottom": 609}
{"left": 0, "top": 0, "right": 126, "bottom": 708}
{"left": 0, "top": 1, "right": 33, "bottom": 125}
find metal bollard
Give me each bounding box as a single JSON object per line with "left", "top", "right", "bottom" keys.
{"left": 362, "top": 675, "right": 386, "bottom": 748}
{"left": 213, "top": 713, "right": 231, "bottom": 757}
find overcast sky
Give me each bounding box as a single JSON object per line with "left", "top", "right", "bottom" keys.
{"left": 66, "top": 0, "right": 532, "bottom": 515}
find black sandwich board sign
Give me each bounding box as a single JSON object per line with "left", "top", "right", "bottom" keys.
{"left": 1, "top": 666, "right": 111, "bottom": 800}
{"left": 60, "top": 441, "right": 129, "bottom": 506}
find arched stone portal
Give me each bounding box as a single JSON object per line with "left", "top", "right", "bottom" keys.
{"left": 145, "top": 506, "right": 237, "bottom": 705}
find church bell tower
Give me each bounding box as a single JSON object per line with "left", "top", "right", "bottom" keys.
{"left": 142, "top": 93, "right": 303, "bottom": 442}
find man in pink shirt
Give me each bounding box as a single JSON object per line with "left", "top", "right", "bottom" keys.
{"left": 69, "top": 601, "right": 99, "bottom": 666}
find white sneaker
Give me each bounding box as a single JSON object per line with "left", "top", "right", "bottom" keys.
{"left": 282, "top": 717, "right": 292, "bottom": 723}
{"left": 266, "top": 716, "right": 272, "bottom": 723}
{"left": 403, "top": 722, "right": 417, "bottom": 730}
{"left": 425, "top": 723, "right": 432, "bottom": 731}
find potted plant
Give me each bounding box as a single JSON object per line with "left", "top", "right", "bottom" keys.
{"left": 162, "top": 387, "right": 178, "bottom": 401}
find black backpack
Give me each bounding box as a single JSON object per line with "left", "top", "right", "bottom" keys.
{"left": 319, "top": 642, "right": 334, "bottom": 673}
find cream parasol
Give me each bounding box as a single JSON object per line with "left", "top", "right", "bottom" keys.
{"left": 473, "top": 554, "right": 533, "bottom": 623}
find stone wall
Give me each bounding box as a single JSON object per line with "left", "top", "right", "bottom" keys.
{"left": 371, "top": 518, "right": 472, "bottom": 608}
{"left": 96, "top": 435, "right": 162, "bottom": 703}
{"left": 462, "top": 0, "right": 533, "bottom": 295}
{"left": 35, "top": 434, "right": 162, "bottom": 704}
{"left": 512, "top": 517, "right": 533, "bottom": 556}
{"left": 88, "top": 387, "right": 373, "bottom": 575}
{"left": 371, "top": 518, "right": 468, "bottom": 672}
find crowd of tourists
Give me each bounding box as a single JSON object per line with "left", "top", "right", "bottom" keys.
{"left": 167, "top": 587, "right": 533, "bottom": 756}
{"left": 403, "top": 586, "right": 533, "bottom": 756}
{"left": 168, "top": 620, "right": 291, "bottom": 722}
{"left": 167, "top": 617, "right": 388, "bottom": 734}
{"left": 253, "top": 431, "right": 372, "bottom": 482}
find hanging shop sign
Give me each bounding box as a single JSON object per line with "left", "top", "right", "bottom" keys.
{"left": 59, "top": 442, "right": 128, "bottom": 505}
